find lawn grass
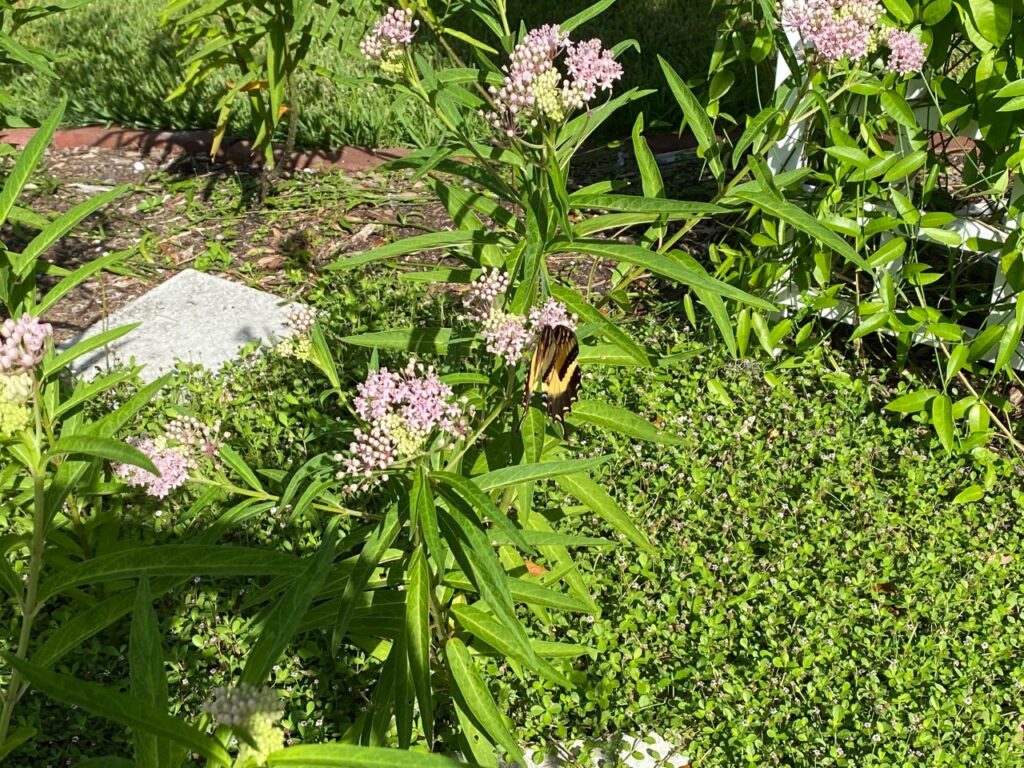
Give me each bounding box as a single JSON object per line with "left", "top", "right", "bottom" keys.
{"left": 3, "top": 164, "right": 1021, "bottom": 766}
{"left": 4, "top": 0, "right": 444, "bottom": 147}
{"left": 4, "top": 0, "right": 741, "bottom": 146}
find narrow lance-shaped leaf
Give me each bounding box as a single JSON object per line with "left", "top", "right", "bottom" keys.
{"left": 130, "top": 579, "right": 171, "bottom": 768}
{"left": 451, "top": 603, "right": 573, "bottom": 688}
{"left": 405, "top": 546, "right": 433, "bottom": 743}
{"left": 557, "top": 473, "right": 654, "bottom": 554}
{"left": 241, "top": 522, "right": 338, "bottom": 687}
{"left": 434, "top": 471, "right": 534, "bottom": 553}
{"left": 3, "top": 654, "right": 230, "bottom": 766}
{"left": 47, "top": 436, "right": 158, "bottom": 475}
{"left": 550, "top": 284, "right": 649, "bottom": 366}
{"left": 550, "top": 239, "right": 776, "bottom": 310}
{"left": 436, "top": 507, "right": 536, "bottom": 662}
{"left": 332, "top": 507, "right": 401, "bottom": 652}
{"left": 39, "top": 546, "right": 303, "bottom": 603}
{"left": 266, "top": 743, "right": 463, "bottom": 767}
{"left": 328, "top": 231, "right": 505, "bottom": 271}
{"left": 472, "top": 455, "right": 611, "bottom": 492}
{"left": 568, "top": 400, "right": 683, "bottom": 445}
{"left": 444, "top": 638, "right": 525, "bottom": 766}
{"left": 0, "top": 100, "right": 65, "bottom": 229}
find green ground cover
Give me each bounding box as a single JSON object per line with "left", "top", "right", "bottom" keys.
{"left": 4, "top": 0, "right": 731, "bottom": 145}
{"left": 3, "top": 169, "right": 1020, "bottom": 767}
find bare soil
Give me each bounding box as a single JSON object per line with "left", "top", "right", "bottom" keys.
{"left": 4, "top": 142, "right": 711, "bottom": 344}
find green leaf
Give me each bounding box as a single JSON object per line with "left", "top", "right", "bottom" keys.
{"left": 444, "top": 638, "right": 525, "bottom": 766}
{"left": 451, "top": 604, "right": 573, "bottom": 688}
{"left": 15, "top": 187, "right": 128, "bottom": 279}
{"left": 931, "top": 394, "right": 955, "bottom": 452}
{"left": 881, "top": 151, "right": 928, "bottom": 183}
{"left": 885, "top": 389, "right": 938, "bottom": 414}
{"left": 577, "top": 343, "right": 650, "bottom": 367}
{"left": 472, "top": 456, "right": 611, "bottom": 492}
{"left": 436, "top": 508, "right": 534, "bottom": 656}
{"left": 43, "top": 324, "right": 139, "bottom": 377}
{"left": 39, "top": 546, "right": 302, "bottom": 603}
{"left": 952, "top": 485, "right": 984, "bottom": 504}
{"left": 882, "top": 0, "right": 914, "bottom": 23}
{"left": 0, "top": 727, "right": 36, "bottom": 762}
{"left": 727, "top": 187, "right": 871, "bottom": 271}
{"left": 267, "top": 744, "right": 461, "bottom": 766}
{"left": 567, "top": 400, "right": 682, "bottom": 445}
{"left": 443, "top": 573, "right": 592, "bottom": 613}
{"left": 0, "top": 101, "right": 65, "bottom": 229}
{"left": 880, "top": 91, "right": 918, "bottom": 132}
{"left": 130, "top": 579, "right": 170, "bottom": 768}
{"left": 965, "top": 0, "right": 1011, "bottom": 45}
{"left": 632, "top": 114, "right": 665, "bottom": 202}
{"left": 560, "top": 0, "right": 616, "bottom": 32}
{"left": 3, "top": 654, "right": 230, "bottom": 765}
{"left": 37, "top": 248, "right": 132, "bottom": 315}
{"left": 994, "top": 315, "right": 1023, "bottom": 373}
{"left": 674, "top": 251, "right": 738, "bottom": 358}
{"left": 328, "top": 231, "right": 504, "bottom": 270}
{"left": 556, "top": 473, "right": 654, "bottom": 553}
{"left": 405, "top": 547, "right": 433, "bottom": 743}
{"left": 310, "top": 323, "right": 341, "bottom": 389}
{"left": 242, "top": 527, "right": 337, "bottom": 687}
{"left": 412, "top": 466, "right": 443, "bottom": 561}
{"left": 435, "top": 472, "right": 534, "bottom": 553}
{"left": 48, "top": 436, "right": 157, "bottom": 475}
{"left": 339, "top": 329, "right": 454, "bottom": 354}
{"left": 34, "top": 590, "right": 146, "bottom": 669}
{"left": 551, "top": 239, "right": 775, "bottom": 309}
{"left": 996, "top": 79, "right": 1024, "bottom": 99}
{"left": 218, "top": 444, "right": 263, "bottom": 491}
{"left": 708, "top": 378, "right": 735, "bottom": 408}
{"left": 658, "top": 55, "right": 722, "bottom": 180}
{"left": 550, "top": 284, "right": 649, "bottom": 365}
{"left": 333, "top": 508, "right": 401, "bottom": 651}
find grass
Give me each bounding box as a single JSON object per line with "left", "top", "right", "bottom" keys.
{"left": 4, "top": 0, "right": 736, "bottom": 146}
{"left": 3, "top": 165, "right": 1022, "bottom": 766}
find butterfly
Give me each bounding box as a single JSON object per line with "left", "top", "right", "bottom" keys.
{"left": 521, "top": 324, "right": 581, "bottom": 428}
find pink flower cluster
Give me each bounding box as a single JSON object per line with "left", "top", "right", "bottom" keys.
{"left": 490, "top": 25, "right": 623, "bottom": 135}
{"left": 1, "top": 314, "right": 52, "bottom": 373}
{"left": 885, "top": 28, "right": 926, "bottom": 75}
{"left": 114, "top": 438, "right": 193, "bottom": 499}
{"left": 530, "top": 298, "right": 577, "bottom": 333}
{"left": 360, "top": 7, "right": 418, "bottom": 73}
{"left": 166, "top": 415, "right": 223, "bottom": 460}
{"left": 286, "top": 305, "right": 319, "bottom": 336}
{"left": 782, "top": 0, "right": 925, "bottom": 73}
{"left": 113, "top": 417, "right": 222, "bottom": 498}
{"left": 338, "top": 360, "right": 469, "bottom": 494}
{"left": 461, "top": 269, "right": 532, "bottom": 364}
{"left": 462, "top": 270, "right": 576, "bottom": 364}
{"left": 783, "top": 0, "right": 883, "bottom": 62}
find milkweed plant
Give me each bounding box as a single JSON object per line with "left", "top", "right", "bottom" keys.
{"left": 0, "top": 2, "right": 800, "bottom": 767}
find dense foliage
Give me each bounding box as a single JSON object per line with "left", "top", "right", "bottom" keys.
{"left": 2, "top": 0, "right": 1023, "bottom": 765}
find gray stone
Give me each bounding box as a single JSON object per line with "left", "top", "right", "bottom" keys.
{"left": 67, "top": 269, "right": 295, "bottom": 382}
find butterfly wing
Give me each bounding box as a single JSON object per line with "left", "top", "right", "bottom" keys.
{"left": 540, "top": 325, "right": 581, "bottom": 426}
{"left": 522, "top": 325, "right": 557, "bottom": 412}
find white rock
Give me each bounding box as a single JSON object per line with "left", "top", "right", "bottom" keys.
{"left": 65, "top": 269, "right": 297, "bottom": 382}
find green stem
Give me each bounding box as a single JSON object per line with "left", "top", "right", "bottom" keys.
{"left": 0, "top": 382, "right": 48, "bottom": 746}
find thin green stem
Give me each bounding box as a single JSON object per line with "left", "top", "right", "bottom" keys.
{"left": 0, "top": 381, "right": 48, "bottom": 745}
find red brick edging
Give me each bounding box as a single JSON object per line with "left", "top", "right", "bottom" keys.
{"left": 0, "top": 125, "right": 715, "bottom": 174}
{"left": 0, "top": 126, "right": 410, "bottom": 173}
